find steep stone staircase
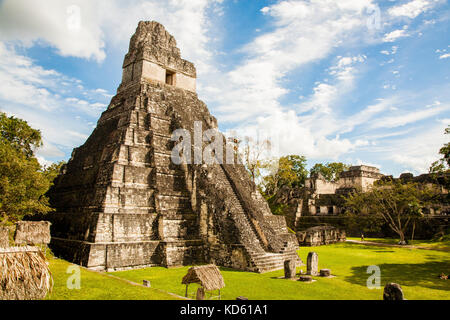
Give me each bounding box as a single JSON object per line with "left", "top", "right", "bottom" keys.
{"left": 216, "top": 166, "right": 301, "bottom": 273}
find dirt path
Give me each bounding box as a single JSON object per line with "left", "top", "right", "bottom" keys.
{"left": 346, "top": 239, "right": 449, "bottom": 252}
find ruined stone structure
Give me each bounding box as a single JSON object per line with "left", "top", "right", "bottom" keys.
{"left": 272, "top": 166, "right": 448, "bottom": 238}
{"left": 383, "top": 172, "right": 449, "bottom": 215}
{"left": 269, "top": 165, "right": 384, "bottom": 230}
{"left": 296, "top": 226, "right": 346, "bottom": 246}
{"left": 304, "top": 165, "right": 384, "bottom": 217}
{"left": 46, "top": 21, "right": 299, "bottom": 272}
{"left": 0, "top": 227, "right": 9, "bottom": 248}
{"left": 14, "top": 221, "right": 51, "bottom": 246}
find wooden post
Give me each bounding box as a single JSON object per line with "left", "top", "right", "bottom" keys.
{"left": 196, "top": 287, "right": 205, "bottom": 300}
{"left": 185, "top": 284, "right": 188, "bottom": 297}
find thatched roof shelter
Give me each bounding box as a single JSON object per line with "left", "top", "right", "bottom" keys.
{"left": 14, "top": 221, "right": 51, "bottom": 245}
{"left": 0, "top": 246, "right": 53, "bottom": 300}
{"left": 182, "top": 264, "right": 225, "bottom": 292}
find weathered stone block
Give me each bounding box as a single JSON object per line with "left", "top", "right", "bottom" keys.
{"left": 14, "top": 221, "right": 51, "bottom": 245}
{"left": 284, "top": 260, "right": 296, "bottom": 279}
{"left": 383, "top": 283, "right": 405, "bottom": 300}
{"left": 143, "top": 280, "right": 151, "bottom": 287}
{"left": 0, "top": 226, "right": 9, "bottom": 247}
{"left": 320, "top": 269, "right": 331, "bottom": 277}
{"left": 296, "top": 226, "right": 346, "bottom": 246}
{"left": 307, "top": 252, "right": 319, "bottom": 276}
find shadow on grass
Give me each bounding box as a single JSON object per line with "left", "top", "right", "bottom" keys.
{"left": 345, "top": 258, "right": 450, "bottom": 291}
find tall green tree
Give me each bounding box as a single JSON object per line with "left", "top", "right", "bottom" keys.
{"left": 0, "top": 112, "right": 43, "bottom": 158}
{"left": 429, "top": 125, "right": 450, "bottom": 173}
{"left": 310, "top": 162, "right": 350, "bottom": 182}
{"left": 344, "top": 180, "right": 440, "bottom": 243}
{"left": 263, "top": 155, "right": 308, "bottom": 196}
{"left": 0, "top": 112, "right": 55, "bottom": 224}
{"left": 42, "top": 161, "right": 66, "bottom": 187}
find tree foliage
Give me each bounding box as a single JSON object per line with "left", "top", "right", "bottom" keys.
{"left": 0, "top": 112, "right": 59, "bottom": 224}
{"left": 310, "top": 162, "right": 350, "bottom": 182}
{"left": 429, "top": 125, "right": 450, "bottom": 173}
{"left": 344, "top": 179, "right": 440, "bottom": 243}
{"left": 42, "top": 161, "right": 66, "bottom": 187}
{"left": 263, "top": 155, "right": 308, "bottom": 196}
{"left": 0, "top": 112, "right": 42, "bottom": 158}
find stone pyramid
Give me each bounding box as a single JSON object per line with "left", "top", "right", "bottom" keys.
{"left": 47, "top": 21, "right": 299, "bottom": 272}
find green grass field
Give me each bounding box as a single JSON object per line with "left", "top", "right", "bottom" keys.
{"left": 46, "top": 241, "right": 450, "bottom": 300}
{"left": 46, "top": 257, "right": 179, "bottom": 300}
{"left": 348, "top": 237, "right": 450, "bottom": 251}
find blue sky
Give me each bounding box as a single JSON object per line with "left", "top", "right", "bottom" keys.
{"left": 0, "top": 0, "right": 448, "bottom": 176}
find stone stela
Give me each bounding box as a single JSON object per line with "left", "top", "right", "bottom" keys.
{"left": 45, "top": 21, "right": 300, "bottom": 273}
{"left": 306, "top": 252, "right": 319, "bottom": 276}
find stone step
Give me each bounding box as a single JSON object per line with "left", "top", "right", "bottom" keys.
{"left": 149, "top": 113, "right": 171, "bottom": 122}
{"left": 155, "top": 167, "right": 185, "bottom": 176}
{"left": 255, "top": 264, "right": 286, "bottom": 272}
{"left": 252, "top": 256, "right": 289, "bottom": 263}
{"left": 158, "top": 209, "right": 194, "bottom": 216}
{"left": 254, "top": 260, "right": 286, "bottom": 268}
{"left": 253, "top": 258, "right": 286, "bottom": 265}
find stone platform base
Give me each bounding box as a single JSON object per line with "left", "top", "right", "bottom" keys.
{"left": 50, "top": 237, "right": 204, "bottom": 271}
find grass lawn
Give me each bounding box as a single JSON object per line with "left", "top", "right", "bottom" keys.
{"left": 44, "top": 242, "right": 449, "bottom": 300}
{"left": 46, "top": 257, "right": 179, "bottom": 300}
{"left": 107, "top": 242, "right": 450, "bottom": 300}
{"left": 348, "top": 237, "right": 450, "bottom": 251}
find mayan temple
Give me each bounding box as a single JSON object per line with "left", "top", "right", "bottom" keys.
{"left": 47, "top": 21, "right": 299, "bottom": 272}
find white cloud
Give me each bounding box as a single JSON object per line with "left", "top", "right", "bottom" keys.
{"left": 204, "top": 0, "right": 435, "bottom": 163}
{"left": 329, "top": 55, "right": 366, "bottom": 81}
{"left": 388, "top": 0, "right": 437, "bottom": 19}
{"left": 36, "top": 156, "right": 55, "bottom": 168}
{"left": 224, "top": 55, "right": 375, "bottom": 161}
{"left": 209, "top": 0, "right": 377, "bottom": 122}
{"left": 0, "top": 0, "right": 106, "bottom": 62}
{"left": 371, "top": 103, "right": 450, "bottom": 129}
{"left": 355, "top": 158, "right": 382, "bottom": 170}
{"left": 0, "top": 0, "right": 446, "bottom": 176}
{"left": 341, "top": 99, "right": 395, "bottom": 133}
{"left": 0, "top": 0, "right": 221, "bottom": 163}
{"left": 386, "top": 122, "right": 449, "bottom": 173}
{"left": 0, "top": 42, "right": 110, "bottom": 159}
{"left": 383, "top": 29, "right": 410, "bottom": 42}
{"left": 0, "top": 0, "right": 221, "bottom": 71}
{"left": 439, "top": 53, "right": 450, "bottom": 59}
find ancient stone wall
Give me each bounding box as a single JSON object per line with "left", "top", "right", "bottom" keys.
{"left": 296, "top": 226, "right": 346, "bottom": 246}
{"left": 120, "top": 21, "right": 196, "bottom": 92}
{"left": 14, "top": 221, "right": 51, "bottom": 245}
{"left": 0, "top": 227, "right": 9, "bottom": 248}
